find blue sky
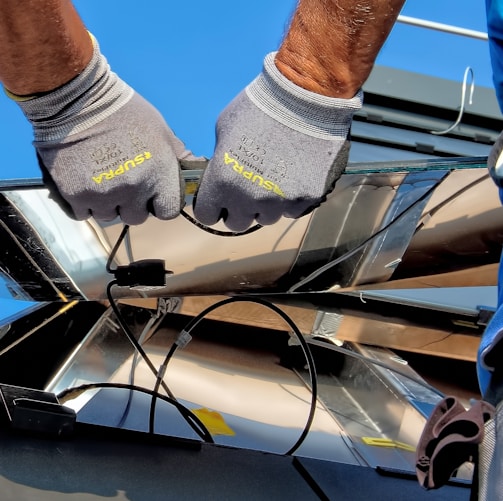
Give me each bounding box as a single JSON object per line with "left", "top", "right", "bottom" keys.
{"left": 78, "top": 0, "right": 493, "bottom": 160}
{"left": 0, "top": 0, "right": 494, "bottom": 173}
{"left": 0, "top": 0, "right": 496, "bottom": 319}
{"left": 380, "top": 1, "right": 491, "bottom": 89}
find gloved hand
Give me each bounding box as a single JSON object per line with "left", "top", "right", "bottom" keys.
{"left": 193, "top": 52, "right": 362, "bottom": 232}
{"left": 10, "top": 36, "right": 194, "bottom": 225}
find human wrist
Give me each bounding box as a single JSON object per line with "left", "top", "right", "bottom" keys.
{"left": 275, "top": 0, "right": 404, "bottom": 98}
{"left": 16, "top": 36, "right": 133, "bottom": 142}
{"left": 274, "top": 0, "right": 362, "bottom": 99}
{"left": 247, "top": 52, "right": 362, "bottom": 139}
{"left": 0, "top": 0, "right": 93, "bottom": 96}
{"left": 275, "top": 46, "right": 361, "bottom": 99}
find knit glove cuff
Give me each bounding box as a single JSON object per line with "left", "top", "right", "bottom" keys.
{"left": 14, "top": 35, "right": 133, "bottom": 142}
{"left": 247, "top": 52, "right": 362, "bottom": 139}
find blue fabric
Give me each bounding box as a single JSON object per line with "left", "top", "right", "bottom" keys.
{"left": 487, "top": 0, "right": 503, "bottom": 112}
{"left": 478, "top": 4, "right": 503, "bottom": 394}
{"left": 478, "top": 234, "right": 503, "bottom": 395}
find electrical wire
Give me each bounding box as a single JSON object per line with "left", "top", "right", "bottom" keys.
{"left": 56, "top": 382, "right": 214, "bottom": 443}
{"left": 105, "top": 225, "right": 175, "bottom": 397}
{"left": 106, "top": 281, "right": 212, "bottom": 442}
{"left": 109, "top": 284, "right": 444, "bottom": 449}
{"left": 104, "top": 226, "right": 213, "bottom": 441}
{"left": 116, "top": 358, "right": 135, "bottom": 429}
{"left": 146, "top": 297, "right": 446, "bottom": 449}
{"left": 180, "top": 209, "right": 262, "bottom": 236}
{"left": 106, "top": 224, "right": 130, "bottom": 274}
{"left": 117, "top": 308, "right": 166, "bottom": 428}
{"left": 148, "top": 295, "right": 318, "bottom": 456}
{"left": 106, "top": 281, "right": 172, "bottom": 397}
{"left": 149, "top": 343, "right": 177, "bottom": 434}
{"left": 104, "top": 181, "right": 451, "bottom": 451}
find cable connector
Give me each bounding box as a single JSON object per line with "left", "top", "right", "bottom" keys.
{"left": 175, "top": 330, "right": 193, "bottom": 349}
{"left": 113, "top": 259, "right": 169, "bottom": 287}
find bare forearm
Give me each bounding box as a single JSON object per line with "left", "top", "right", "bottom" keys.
{"left": 276, "top": 0, "right": 405, "bottom": 98}
{"left": 0, "top": 0, "right": 93, "bottom": 95}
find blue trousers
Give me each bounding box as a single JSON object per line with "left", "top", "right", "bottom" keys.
{"left": 478, "top": 1, "right": 503, "bottom": 395}
{"left": 487, "top": 0, "right": 503, "bottom": 111}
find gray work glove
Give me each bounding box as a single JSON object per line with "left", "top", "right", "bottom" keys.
{"left": 193, "top": 52, "right": 363, "bottom": 232}
{"left": 11, "top": 36, "right": 194, "bottom": 225}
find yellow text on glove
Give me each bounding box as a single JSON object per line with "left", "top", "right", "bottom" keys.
{"left": 224, "top": 152, "right": 285, "bottom": 197}
{"left": 92, "top": 152, "right": 152, "bottom": 184}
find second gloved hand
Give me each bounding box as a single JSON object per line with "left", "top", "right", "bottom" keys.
{"left": 193, "top": 52, "right": 363, "bottom": 232}
{"left": 12, "top": 36, "right": 193, "bottom": 225}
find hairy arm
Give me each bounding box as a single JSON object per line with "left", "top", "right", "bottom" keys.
{"left": 276, "top": 0, "right": 406, "bottom": 98}
{"left": 0, "top": 0, "right": 93, "bottom": 95}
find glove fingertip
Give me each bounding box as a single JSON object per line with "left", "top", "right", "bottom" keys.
{"left": 118, "top": 209, "right": 149, "bottom": 226}
{"left": 149, "top": 195, "right": 183, "bottom": 221}
{"left": 255, "top": 211, "right": 282, "bottom": 227}
{"left": 72, "top": 208, "right": 92, "bottom": 221}
{"left": 193, "top": 205, "right": 222, "bottom": 227}
{"left": 220, "top": 209, "right": 256, "bottom": 232}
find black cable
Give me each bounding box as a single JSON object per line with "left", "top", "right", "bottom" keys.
{"left": 181, "top": 209, "right": 263, "bottom": 236}
{"left": 104, "top": 226, "right": 171, "bottom": 383}
{"left": 118, "top": 308, "right": 168, "bottom": 429}
{"left": 148, "top": 297, "right": 446, "bottom": 452}
{"left": 117, "top": 322, "right": 153, "bottom": 428}
{"left": 106, "top": 281, "right": 172, "bottom": 397}
{"left": 106, "top": 224, "right": 130, "bottom": 273}
{"left": 57, "top": 382, "right": 214, "bottom": 443}
{"left": 149, "top": 296, "right": 318, "bottom": 456}
{"left": 105, "top": 184, "right": 450, "bottom": 449}
{"left": 149, "top": 343, "right": 177, "bottom": 434}
{"left": 116, "top": 363, "right": 135, "bottom": 429}
{"left": 117, "top": 347, "right": 147, "bottom": 429}
{"left": 106, "top": 280, "right": 212, "bottom": 442}
{"left": 106, "top": 226, "right": 163, "bottom": 428}
{"left": 106, "top": 224, "right": 213, "bottom": 440}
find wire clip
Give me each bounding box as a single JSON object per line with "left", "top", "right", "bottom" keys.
{"left": 175, "top": 330, "right": 193, "bottom": 349}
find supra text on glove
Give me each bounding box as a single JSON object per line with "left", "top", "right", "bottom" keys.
{"left": 92, "top": 152, "right": 152, "bottom": 184}
{"left": 224, "top": 152, "right": 285, "bottom": 197}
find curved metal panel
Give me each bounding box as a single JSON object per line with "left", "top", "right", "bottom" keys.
{"left": 0, "top": 158, "right": 501, "bottom": 302}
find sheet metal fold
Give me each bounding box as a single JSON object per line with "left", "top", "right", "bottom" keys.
{"left": 0, "top": 158, "right": 501, "bottom": 302}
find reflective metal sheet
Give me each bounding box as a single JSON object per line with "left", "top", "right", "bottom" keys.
{"left": 0, "top": 158, "right": 501, "bottom": 302}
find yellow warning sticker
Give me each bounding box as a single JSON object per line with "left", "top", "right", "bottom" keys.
{"left": 192, "top": 408, "right": 236, "bottom": 436}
